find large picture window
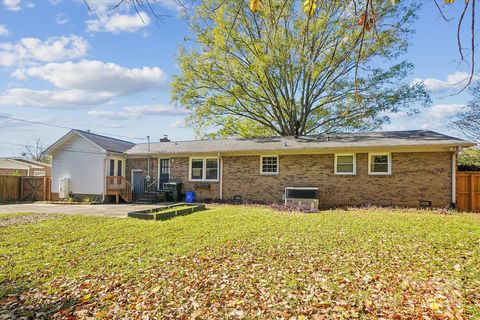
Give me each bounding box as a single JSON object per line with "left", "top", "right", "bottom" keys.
{"left": 369, "top": 153, "right": 391, "bottom": 175}
{"left": 189, "top": 157, "right": 219, "bottom": 181}
{"left": 260, "top": 156, "right": 279, "bottom": 175}
{"left": 335, "top": 154, "right": 356, "bottom": 175}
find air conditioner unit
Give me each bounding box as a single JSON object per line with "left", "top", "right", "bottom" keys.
{"left": 285, "top": 187, "right": 319, "bottom": 210}
{"left": 59, "top": 178, "right": 70, "bottom": 198}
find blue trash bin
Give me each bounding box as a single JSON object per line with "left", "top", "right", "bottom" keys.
{"left": 185, "top": 191, "right": 196, "bottom": 203}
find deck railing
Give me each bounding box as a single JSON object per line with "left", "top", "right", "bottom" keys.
{"left": 106, "top": 176, "right": 132, "bottom": 203}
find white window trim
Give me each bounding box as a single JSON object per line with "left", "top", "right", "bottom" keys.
{"left": 368, "top": 152, "right": 392, "bottom": 175}
{"left": 189, "top": 157, "right": 220, "bottom": 182}
{"left": 260, "top": 155, "right": 279, "bottom": 175}
{"left": 157, "top": 158, "right": 171, "bottom": 190}
{"left": 334, "top": 153, "right": 356, "bottom": 175}
{"left": 107, "top": 156, "right": 125, "bottom": 177}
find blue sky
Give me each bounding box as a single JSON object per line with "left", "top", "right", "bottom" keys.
{"left": 0, "top": 0, "right": 477, "bottom": 156}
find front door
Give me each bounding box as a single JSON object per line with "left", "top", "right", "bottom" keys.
{"left": 159, "top": 159, "right": 170, "bottom": 190}
{"left": 132, "top": 170, "right": 144, "bottom": 198}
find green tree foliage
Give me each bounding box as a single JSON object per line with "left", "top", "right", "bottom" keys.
{"left": 458, "top": 148, "right": 480, "bottom": 170}
{"left": 172, "top": 0, "right": 430, "bottom": 138}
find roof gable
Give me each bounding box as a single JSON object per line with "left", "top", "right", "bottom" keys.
{"left": 45, "top": 130, "right": 134, "bottom": 155}
{"left": 74, "top": 130, "right": 135, "bottom": 153}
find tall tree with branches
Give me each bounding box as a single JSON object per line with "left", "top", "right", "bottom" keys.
{"left": 171, "top": 0, "right": 429, "bottom": 137}
{"left": 21, "top": 138, "right": 50, "bottom": 164}
{"left": 450, "top": 82, "right": 480, "bottom": 142}
{"left": 92, "top": 0, "right": 478, "bottom": 94}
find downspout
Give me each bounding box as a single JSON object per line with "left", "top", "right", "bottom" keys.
{"left": 451, "top": 148, "right": 458, "bottom": 207}
{"left": 219, "top": 154, "right": 223, "bottom": 200}
{"left": 102, "top": 155, "right": 107, "bottom": 202}
{"left": 147, "top": 136, "right": 151, "bottom": 179}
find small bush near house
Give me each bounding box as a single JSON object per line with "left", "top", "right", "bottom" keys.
{"left": 63, "top": 196, "right": 74, "bottom": 203}
{"left": 82, "top": 196, "right": 93, "bottom": 205}
{"left": 458, "top": 148, "right": 480, "bottom": 171}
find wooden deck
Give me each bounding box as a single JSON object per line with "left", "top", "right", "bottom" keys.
{"left": 106, "top": 176, "right": 132, "bottom": 203}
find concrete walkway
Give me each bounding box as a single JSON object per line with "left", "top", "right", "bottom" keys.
{"left": 0, "top": 203, "right": 169, "bottom": 218}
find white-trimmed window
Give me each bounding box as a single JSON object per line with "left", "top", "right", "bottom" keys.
{"left": 368, "top": 153, "right": 391, "bottom": 175}
{"left": 334, "top": 154, "right": 356, "bottom": 175}
{"left": 189, "top": 157, "right": 219, "bottom": 181}
{"left": 260, "top": 155, "right": 279, "bottom": 175}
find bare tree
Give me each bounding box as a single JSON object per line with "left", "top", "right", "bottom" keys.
{"left": 450, "top": 82, "right": 480, "bottom": 142}
{"left": 21, "top": 138, "right": 51, "bottom": 164}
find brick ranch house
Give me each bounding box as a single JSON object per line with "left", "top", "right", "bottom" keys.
{"left": 45, "top": 129, "right": 475, "bottom": 209}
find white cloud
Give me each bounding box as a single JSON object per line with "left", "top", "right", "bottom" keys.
{"left": 426, "top": 104, "right": 465, "bottom": 120}
{"left": 50, "top": 0, "right": 62, "bottom": 4}
{"left": 16, "top": 60, "right": 166, "bottom": 95}
{"left": 0, "top": 88, "right": 111, "bottom": 108}
{"left": 379, "top": 111, "right": 409, "bottom": 120}
{"left": 24, "top": 2, "right": 33, "bottom": 8}
{"left": 170, "top": 118, "right": 186, "bottom": 128}
{"left": 3, "top": 0, "right": 21, "bottom": 11}
{"left": 0, "top": 25, "right": 8, "bottom": 37}
{"left": 56, "top": 13, "right": 69, "bottom": 25}
{"left": 0, "top": 35, "right": 88, "bottom": 67}
{"left": 413, "top": 72, "right": 480, "bottom": 93}
{"left": 88, "top": 105, "right": 187, "bottom": 120}
{"left": 86, "top": 13, "right": 150, "bottom": 34}
{"left": 84, "top": 0, "right": 182, "bottom": 13}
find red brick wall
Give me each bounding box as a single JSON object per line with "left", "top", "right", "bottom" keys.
{"left": 221, "top": 152, "right": 452, "bottom": 208}
{"left": 131, "top": 152, "right": 453, "bottom": 208}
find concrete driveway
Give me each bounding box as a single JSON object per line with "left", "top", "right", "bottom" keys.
{"left": 0, "top": 202, "right": 169, "bottom": 218}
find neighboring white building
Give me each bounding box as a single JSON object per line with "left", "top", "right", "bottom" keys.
{"left": 44, "top": 130, "right": 134, "bottom": 202}
{"left": 0, "top": 158, "right": 51, "bottom": 176}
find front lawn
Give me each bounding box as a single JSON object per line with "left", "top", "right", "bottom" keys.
{"left": 1, "top": 205, "right": 479, "bottom": 319}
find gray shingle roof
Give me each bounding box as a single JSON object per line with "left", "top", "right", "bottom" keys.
{"left": 74, "top": 130, "right": 135, "bottom": 153}
{"left": 125, "top": 130, "right": 475, "bottom": 155}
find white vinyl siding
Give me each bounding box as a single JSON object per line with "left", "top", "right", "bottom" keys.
{"left": 51, "top": 135, "right": 106, "bottom": 195}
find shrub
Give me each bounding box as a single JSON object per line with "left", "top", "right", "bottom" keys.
{"left": 458, "top": 148, "right": 480, "bottom": 171}
{"left": 82, "top": 196, "right": 92, "bottom": 205}
{"left": 64, "top": 196, "right": 74, "bottom": 203}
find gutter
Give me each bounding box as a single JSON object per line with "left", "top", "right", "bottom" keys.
{"left": 102, "top": 156, "right": 106, "bottom": 203}
{"left": 219, "top": 153, "right": 223, "bottom": 200}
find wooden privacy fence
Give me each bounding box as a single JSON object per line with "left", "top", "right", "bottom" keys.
{"left": 0, "top": 176, "right": 21, "bottom": 201}
{"left": 456, "top": 172, "right": 480, "bottom": 212}
{"left": 0, "top": 176, "right": 51, "bottom": 201}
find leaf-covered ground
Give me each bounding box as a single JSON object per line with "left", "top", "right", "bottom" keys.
{"left": 0, "top": 205, "right": 479, "bottom": 319}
